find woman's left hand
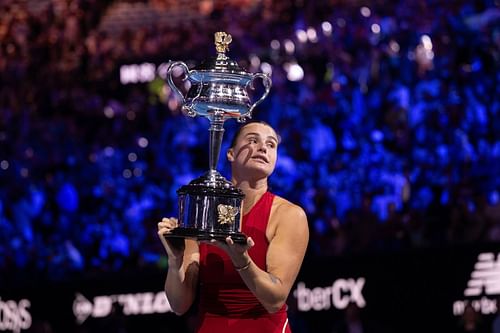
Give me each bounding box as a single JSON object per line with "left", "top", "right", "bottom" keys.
{"left": 207, "top": 236, "right": 255, "bottom": 269}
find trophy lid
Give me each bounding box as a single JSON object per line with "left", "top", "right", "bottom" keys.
{"left": 194, "top": 56, "right": 247, "bottom": 74}
{"left": 177, "top": 170, "right": 244, "bottom": 198}
{"left": 190, "top": 32, "right": 252, "bottom": 82}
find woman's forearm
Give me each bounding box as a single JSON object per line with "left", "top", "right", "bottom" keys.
{"left": 236, "top": 259, "right": 290, "bottom": 313}
{"left": 165, "top": 259, "right": 199, "bottom": 315}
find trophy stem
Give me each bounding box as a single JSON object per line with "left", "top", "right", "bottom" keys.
{"left": 208, "top": 112, "right": 225, "bottom": 172}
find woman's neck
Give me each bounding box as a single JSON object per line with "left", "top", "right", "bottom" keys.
{"left": 233, "top": 178, "right": 268, "bottom": 214}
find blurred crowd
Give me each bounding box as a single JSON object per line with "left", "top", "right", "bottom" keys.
{"left": 0, "top": 0, "right": 499, "bottom": 285}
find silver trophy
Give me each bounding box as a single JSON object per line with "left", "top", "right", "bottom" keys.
{"left": 165, "top": 32, "right": 272, "bottom": 243}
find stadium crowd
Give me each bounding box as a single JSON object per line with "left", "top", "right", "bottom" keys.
{"left": 0, "top": 0, "right": 499, "bottom": 286}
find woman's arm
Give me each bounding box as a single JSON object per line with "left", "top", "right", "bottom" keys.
{"left": 164, "top": 239, "right": 199, "bottom": 315}
{"left": 223, "top": 200, "right": 309, "bottom": 313}
{"left": 158, "top": 218, "right": 200, "bottom": 315}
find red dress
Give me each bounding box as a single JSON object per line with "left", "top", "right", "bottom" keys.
{"left": 197, "top": 191, "right": 291, "bottom": 333}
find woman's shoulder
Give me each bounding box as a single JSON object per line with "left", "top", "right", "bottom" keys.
{"left": 268, "top": 194, "right": 309, "bottom": 244}
{"left": 273, "top": 194, "right": 304, "bottom": 209}
{"left": 271, "top": 194, "right": 308, "bottom": 222}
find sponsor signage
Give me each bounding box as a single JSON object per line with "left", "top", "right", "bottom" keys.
{"left": 0, "top": 298, "right": 32, "bottom": 333}
{"left": 1, "top": 244, "right": 499, "bottom": 332}
{"left": 452, "top": 252, "right": 500, "bottom": 316}
{"left": 120, "top": 62, "right": 171, "bottom": 84}
{"left": 293, "top": 278, "right": 366, "bottom": 311}
{"left": 73, "top": 291, "right": 172, "bottom": 324}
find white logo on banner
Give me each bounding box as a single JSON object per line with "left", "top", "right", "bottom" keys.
{"left": 453, "top": 252, "right": 500, "bottom": 316}
{"left": 120, "top": 62, "right": 172, "bottom": 84}
{"left": 0, "top": 298, "right": 32, "bottom": 333}
{"left": 464, "top": 252, "right": 500, "bottom": 297}
{"left": 72, "top": 291, "right": 172, "bottom": 324}
{"left": 293, "top": 278, "right": 366, "bottom": 311}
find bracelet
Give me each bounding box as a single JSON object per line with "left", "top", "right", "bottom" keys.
{"left": 235, "top": 260, "right": 251, "bottom": 272}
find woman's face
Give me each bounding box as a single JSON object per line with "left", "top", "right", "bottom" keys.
{"left": 227, "top": 123, "right": 279, "bottom": 180}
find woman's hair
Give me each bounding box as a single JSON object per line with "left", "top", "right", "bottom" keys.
{"left": 229, "top": 120, "right": 276, "bottom": 148}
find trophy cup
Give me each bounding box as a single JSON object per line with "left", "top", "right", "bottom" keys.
{"left": 165, "top": 32, "right": 272, "bottom": 244}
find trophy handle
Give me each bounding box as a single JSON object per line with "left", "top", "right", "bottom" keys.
{"left": 185, "top": 82, "right": 203, "bottom": 117}
{"left": 245, "top": 73, "right": 272, "bottom": 121}
{"left": 166, "top": 61, "right": 193, "bottom": 114}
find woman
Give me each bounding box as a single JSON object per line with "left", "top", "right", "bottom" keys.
{"left": 157, "top": 121, "right": 309, "bottom": 333}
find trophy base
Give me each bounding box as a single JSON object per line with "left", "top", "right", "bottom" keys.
{"left": 164, "top": 227, "right": 248, "bottom": 244}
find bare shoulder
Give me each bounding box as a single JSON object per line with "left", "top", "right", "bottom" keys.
{"left": 268, "top": 195, "right": 309, "bottom": 240}
{"left": 272, "top": 195, "right": 308, "bottom": 220}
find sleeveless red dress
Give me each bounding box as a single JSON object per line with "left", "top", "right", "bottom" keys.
{"left": 197, "top": 191, "right": 291, "bottom": 333}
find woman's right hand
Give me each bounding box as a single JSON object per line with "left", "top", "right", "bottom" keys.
{"left": 157, "top": 217, "right": 185, "bottom": 264}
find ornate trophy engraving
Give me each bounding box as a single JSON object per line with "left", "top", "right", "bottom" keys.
{"left": 165, "top": 32, "right": 272, "bottom": 243}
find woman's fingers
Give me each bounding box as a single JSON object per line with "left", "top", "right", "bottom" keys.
{"left": 224, "top": 236, "right": 254, "bottom": 250}
{"left": 157, "top": 217, "right": 185, "bottom": 260}
{"left": 157, "top": 217, "right": 179, "bottom": 234}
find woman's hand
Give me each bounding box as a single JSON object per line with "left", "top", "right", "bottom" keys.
{"left": 158, "top": 218, "right": 200, "bottom": 316}
{"left": 207, "top": 236, "right": 255, "bottom": 270}
{"left": 157, "top": 217, "right": 185, "bottom": 265}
